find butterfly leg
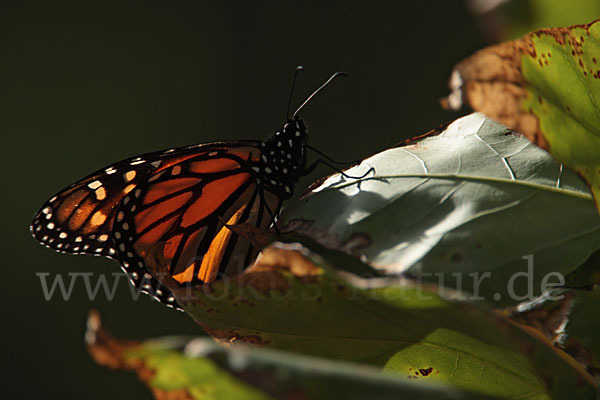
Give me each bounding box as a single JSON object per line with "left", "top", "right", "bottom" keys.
{"left": 304, "top": 158, "right": 375, "bottom": 180}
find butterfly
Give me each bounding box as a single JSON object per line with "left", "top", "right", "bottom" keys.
{"left": 31, "top": 68, "right": 354, "bottom": 310}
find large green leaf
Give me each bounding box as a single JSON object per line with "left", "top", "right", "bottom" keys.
{"left": 443, "top": 19, "right": 600, "bottom": 210}
{"left": 280, "top": 113, "right": 600, "bottom": 305}
{"left": 160, "top": 243, "right": 596, "bottom": 399}
{"left": 94, "top": 333, "right": 497, "bottom": 400}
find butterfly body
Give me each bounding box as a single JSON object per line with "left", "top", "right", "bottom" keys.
{"left": 31, "top": 115, "right": 309, "bottom": 309}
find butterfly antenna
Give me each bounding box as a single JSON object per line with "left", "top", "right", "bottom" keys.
{"left": 286, "top": 66, "right": 304, "bottom": 120}
{"left": 292, "top": 71, "right": 348, "bottom": 118}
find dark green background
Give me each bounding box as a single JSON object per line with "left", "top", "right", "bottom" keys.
{"left": 3, "top": 1, "right": 483, "bottom": 398}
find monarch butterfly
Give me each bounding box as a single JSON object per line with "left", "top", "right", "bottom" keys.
{"left": 31, "top": 68, "right": 357, "bottom": 310}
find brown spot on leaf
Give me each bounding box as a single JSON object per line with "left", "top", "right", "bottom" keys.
{"left": 450, "top": 253, "right": 463, "bottom": 263}
{"left": 196, "top": 322, "right": 270, "bottom": 346}
{"left": 419, "top": 367, "right": 434, "bottom": 377}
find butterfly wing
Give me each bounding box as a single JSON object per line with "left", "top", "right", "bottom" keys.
{"left": 114, "top": 146, "right": 283, "bottom": 289}
{"left": 31, "top": 140, "right": 271, "bottom": 308}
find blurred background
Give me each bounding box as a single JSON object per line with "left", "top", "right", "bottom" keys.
{"left": 3, "top": 0, "right": 598, "bottom": 398}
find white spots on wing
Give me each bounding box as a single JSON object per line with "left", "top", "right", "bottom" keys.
{"left": 126, "top": 252, "right": 133, "bottom": 258}
{"left": 42, "top": 235, "right": 48, "bottom": 241}
{"left": 124, "top": 170, "right": 136, "bottom": 182}
{"left": 119, "top": 243, "right": 126, "bottom": 251}
{"left": 130, "top": 157, "right": 145, "bottom": 166}
{"left": 295, "top": 131, "right": 301, "bottom": 137}
{"left": 282, "top": 167, "right": 288, "bottom": 173}
{"left": 261, "top": 155, "right": 267, "bottom": 162}
{"left": 72, "top": 246, "right": 79, "bottom": 252}
{"left": 108, "top": 248, "right": 116, "bottom": 255}
{"left": 45, "top": 213, "right": 52, "bottom": 220}
{"left": 90, "top": 211, "right": 107, "bottom": 226}
{"left": 47, "top": 222, "right": 55, "bottom": 229}
{"left": 105, "top": 166, "right": 117, "bottom": 174}
{"left": 49, "top": 196, "right": 57, "bottom": 203}
{"left": 56, "top": 243, "right": 63, "bottom": 249}
{"left": 42, "top": 207, "right": 51, "bottom": 215}
{"left": 75, "top": 236, "right": 83, "bottom": 242}
{"left": 88, "top": 180, "right": 102, "bottom": 190}
{"left": 131, "top": 272, "right": 139, "bottom": 280}
{"left": 137, "top": 261, "right": 144, "bottom": 267}
{"left": 35, "top": 225, "right": 42, "bottom": 232}
{"left": 208, "top": 151, "right": 218, "bottom": 156}
{"left": 117, "top": 211, "right": 124, "bottom": 222}
{"left": 285, "top": 186, "right": 292, "bottom": 194}
{"left": 134, "top": 189, "right": 141, "bottom": 198}
{"left": 123, "top": 184, "right": 135, "bottom": 195}
{"left": 98, "top": 234, "right": 109, "bottom": 242}
{"left": 59, "top": 232, "right": 68, "bottom": 239}
{"left": 95, "top": 186, "right": 106, "bottom": 201}
{"left": 151, "top": 160, "right": 161, "bottom": 168}
{"left": 288, "top": 139, "right": 293, "bottom": 147}
{"left": 172, "top": 165, "right": 181, "bottom": 175}
{"left": 270, "top": 179, "right": 277, "bottom": 185}
{"left": 265, "top": 167, "right": 272, "bottom": 174}
{"left": 130, "top": 205, "right": 136, "bottom": 212}
{"left": 83, "top": 244, "right": 90, "bottom": 250}
{"left": 277, "top": 141, "right": 282, "bottom": 147}
{"left": 122, "top": 222, "right": 129, "bottom": 230}
{"left": 252, "top": 166, "right": 260, "bottom": 173}
{"left": 114, "top": 232, "right": 121, "bottom": 239}
{"left": 144, "top": 273, "right": 152, "bottom": 279}
{"left": 95, "top": 248, "right": 103, "bottom": 253}
{"left": 287, "top": 153, "right": 292, "bottom": 159}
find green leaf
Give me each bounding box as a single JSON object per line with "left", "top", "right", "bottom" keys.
{"left": 280, "top": 113, "right": 600, "bottom": 305}
{"left": 443, "top": 19, "right": 600, "bottom": 210}
{"left": 165, "top": 244, "right": 596, "bottom": 398}
{"left": 87, "top": 312, "right": 497, "bottom": 399}
{"left": 383, "top": 328, "right": 547, "bottom": 399}
{"left": 520, "top": 20, "right": 600, "bottom": 208}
